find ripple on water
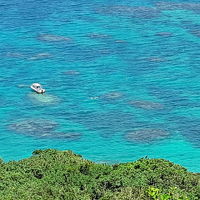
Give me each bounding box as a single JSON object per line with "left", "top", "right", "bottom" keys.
{"left": 155, "top": 32, "right": 173, "bottom": 37}
{"left": 37, "top": 34, "right": 71, "bottom": 42}
{"left": 28, "top": 53, "right": 52, "bottom": 61}
{"left": 145, "top": 56, "right": 166, "bottom": 62}
{"left": 47, "top": 132, "right": 81, "bottom": 140}
{"left": 5, "top": 52, "right": 24, "bottom": 58}
{"left": 63, "top": 70, "right": 80, "bottom": 75}
{"left": 87, "top": 33, "right": 110, "bottom": 39}
{"left": 148, "top": 87, "right": 189, "bottom": 109}
{"left": 71, "top": 111, "right": 136, "bottom": 137}
{"left": 17, "top": 84, "right": 29, "bottom": 88}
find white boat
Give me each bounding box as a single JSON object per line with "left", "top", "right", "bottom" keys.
{"left": 30, "top": 83, "right": 45, "bottom": 94}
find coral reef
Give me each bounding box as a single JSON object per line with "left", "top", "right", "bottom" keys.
{"left": 96, "top": 6, "right": 160, "bottom": 19}
{"left": 100, "top": 92, "right": 123, "bottom": 100}
{"left": 9, "top": 119, "right": 81, "bottom": 140}
{"left": 125, "top": 128, "right": 170, "bottom": 143}
{"left": 129, "top": 100, "right": 164, "bottom": 110}
{"left": 9, "top": 119, "right": 57, "bottom": 136}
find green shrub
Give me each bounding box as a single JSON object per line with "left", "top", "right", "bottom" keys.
{"left": 0, "top": 149, "right": 199, "bottom": 200}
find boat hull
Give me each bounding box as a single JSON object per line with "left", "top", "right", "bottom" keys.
{"left": 31, "top": 86, "right": 45, "bottom": 94}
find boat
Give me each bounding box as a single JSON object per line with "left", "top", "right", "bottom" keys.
{"left": 30, "top": 83, "right": 45, "bottom": 94}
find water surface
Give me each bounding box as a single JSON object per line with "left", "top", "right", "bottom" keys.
{"left": 0, "top": 0, "right": 200, "bottom": 172}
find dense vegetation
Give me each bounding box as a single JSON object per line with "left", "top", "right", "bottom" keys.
{"left": 0, "top": 149, "right": 199, "bottom": 200}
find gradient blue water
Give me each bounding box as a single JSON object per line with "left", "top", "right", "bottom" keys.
{"left": 0, "top": 0, "right": 200, "bottom": 172}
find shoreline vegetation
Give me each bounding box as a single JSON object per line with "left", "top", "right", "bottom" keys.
{"left": 0, "top": 149, "right": 199, "bottom": 200}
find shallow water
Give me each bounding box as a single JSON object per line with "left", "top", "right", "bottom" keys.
{"left": 0, "top": 0, "right": 200, "bottom": 172}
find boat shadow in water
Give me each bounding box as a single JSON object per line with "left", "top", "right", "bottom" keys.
{"left": 27, "top": 92, "right": 60, "bottom": 105}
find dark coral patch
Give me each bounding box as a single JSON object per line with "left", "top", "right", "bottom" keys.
{"left": 9, "top": 119, "right": 57, "bottom": 137}
{"left": 101, "top": 92, "right": 123, "bottom": 101}
{"left": 129, "top": 100, "right": 164, "bottom": 110}
{"left": 174, "top": 117, "right": 200, "bottom": 147}
{"left": 125, "top": 129, "right": 170, "bottom": 143}
{"left": 180, "top": 21, "right": 200, "bottom": 38}
{"left": 96, "top": 6, "right": 160, "bottom": 19}
{"left": 9, "top": 119, "right": 81, "bottom": 140}
{"left": 156, "top": 2, "right": 200, "bottom": 11}
{"left": 189, "top": 30, "right": 200, "bottom": 38}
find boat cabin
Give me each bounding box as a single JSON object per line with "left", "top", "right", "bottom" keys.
{"left": 31, "top": 83, "right": 45, "bottom": 94}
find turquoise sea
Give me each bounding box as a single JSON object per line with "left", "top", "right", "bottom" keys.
{"left": 0, "top": 0, "right": 200, "bottom": 172}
